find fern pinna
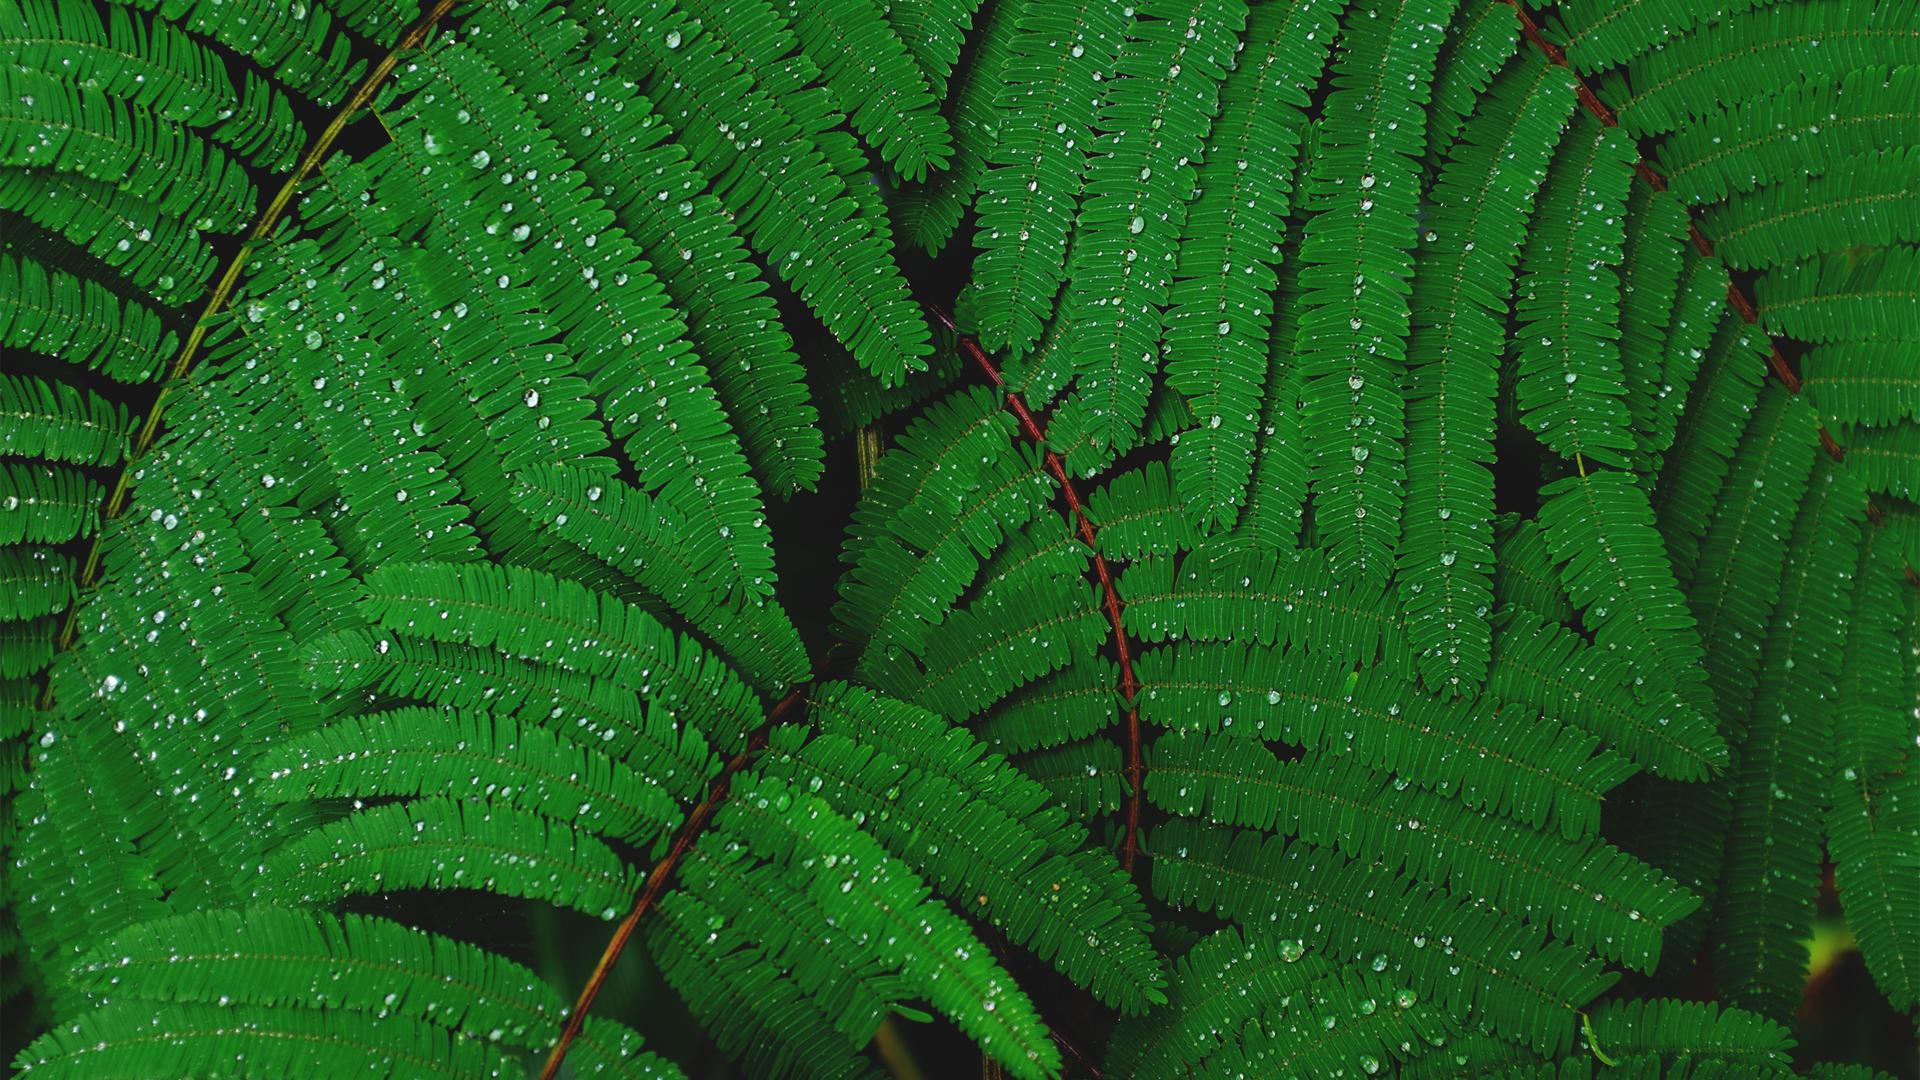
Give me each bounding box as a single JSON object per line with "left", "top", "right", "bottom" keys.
{"left": 1, "top": 0, "right": 1915, "bottom": 1074}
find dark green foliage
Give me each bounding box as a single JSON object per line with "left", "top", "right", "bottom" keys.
{"left": 4, "top": 0, "right": 1916, "bottom": 1075}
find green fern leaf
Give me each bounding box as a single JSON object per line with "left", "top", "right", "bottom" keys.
{"left": 718, "top": 774, "right": 1063, "bottom": 1078}
{"left": 15, "top": 1001, "right": 519, "bottom": 1079}
{"left": 258, "top": 708, "right": 684, "bottom": 843}
{"left": 1148, "top": 732, "right": 1695, "bottom": 969}
{"left": 1, "top": 65, "right": 254, "bottom": 231}
{"left": 889, "top": 0, "right": 1017, "bottom": 254}
{"left": 968, "top": 0, "right": 1133, "bottom": 356}
{"left": 1143, "top": 819, "right": 1617, "bottom": 1053}
{"left": 1827, "top": 526, "right": 1920, "bottom": 1011}
{"left": 1400, "top": 53, "right": 1575, "bottom": 691}
{"left": 1162, "top": 0, "right": 1334, "bottom": 529}
{"left": 1104, "top": 928, "right": 1336, "bottom": 1078}
{"left": 1511, "top": 116, "right": 1638, "bottom": 471}
{"left": 0, "top": 375, "right": 131, "bottom": 468}
{"left": 1, "top": 0, "right": 304, "bottom": 170}
{"left": 1135, "top": 642, "right": 1634, "bottom": 835}
{"left": 1488, "top": 608, "right": 1726, "bottom": 780}
{"left": 1049, "top": 0, "right": 1244, "bottom": 458}
{"left": 1658, "top": 65, "right": 1920, "bottom": 206}
{"left": 462, "top": 0, "right": 826, "bottom": 495}
{"left": 583, "top": 1, "right": 932, "bottom": 384}
{"left": 1612, "top": 0, "right": 1920, "bottom": 138}
{"left": 1538, "top": 470, "right": 1710, "bottom": 708}
{"left": 1713, "top": 456, "right": 1866, "bottom": 1019}
{"left": 1801, "top": 341, "right": 1920, "bottom": 427}
{"left": 266, "top": 796, "right": 640, "bottom": 918}
{"left": 1291, "top": 0, "right": 1457, "bottom": 585}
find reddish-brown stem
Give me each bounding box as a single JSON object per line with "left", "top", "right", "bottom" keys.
{"left": 539, "top": 684, "right": 809, "bottom": 1080}
{"left": 1502, "top": 0, "right": 1910, "bottom": 577}
{"left": 928, "top": 306, "right": 1146, "bottom": 873}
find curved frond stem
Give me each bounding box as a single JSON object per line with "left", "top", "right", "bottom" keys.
{"left": 1501, "top": 0, "right": 1919, "bottom": 589}
{"left": 538, "top": 683, "right": 810, "bottom": 1080}
{"left": 39, "top": 0, "right": 462, "bottom": 693}
{"left": 928, "top": 303, "right": 1147, "bottom": 873}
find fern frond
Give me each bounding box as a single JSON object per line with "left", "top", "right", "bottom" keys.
{"left": 583, "top": 0, "right": 932, "bottom": 384}
{"left": 461, "top": 0, "right": 826, "bottom": 495}
{"left": 1236, "top": 287, "right": 1311, "bottom": 549}
{"left": 1400, "top": 52, "right": 1575, "bottom": 690}
{"left": 764, "top": 687, "right": 1164, "bottom": 1011}
{"left": 1014, "top": 738, "right": 1126, "bottom": 819}
{"left": 1193, "top": 963, "right": 1449, "bottom": 1078}
{"left": 2, "top": 172, "right": 215, "bottom": 305}
{"left": 106, "top": 0, "right": 365, "bottom": 101}
{"left": 266, "top": 796, "right": 640, "bottom": 918}
{"left": 1800, "top": 342, "right": 1920, "bottom": 427}
{"left": 1123, "top": 544, "right": 1405, "bottom": 665}
{"left": 1616, "top": 185, "right": 1692, "bottom": 458}
{"left": 299, "top": 630, "right": 719, "bottom": 802}
{"left": 968, "top": 0, "right": 1133, "bottom": 356}
{"left": 1492, "top": 516, "right": 1576, "bottom": 622}
{"left": 1425, "top": 1, "right": 1521, "bottom": 171}
{"left": 1, "top": 0, "right": 304, "bottom": 170}
{"left": 885, "top": 0, "right": 985, "bottom": 93}
{"left": 15, "top": 1001, "right": 519, "bottom": 1079}
{"left": 1653, "top": 313, "right": 1771, "bottom": 579}
{"left": 1290, "top": 0, "right": 1456, "bottom": 584}
{"left": 0, "top": 375, "right": 131, "bottom": 468}
{"left": 1612, "top": 0, "right": 1920, "bottom": 137}
{"left": 508, "top": 465, "right": 809, "bottom": 691}
{"left": 1104, "top": 928, "right": 1335, "bottom": 1078}
{"left": 1713, "top": 456, "right": 1865, "bottom": 1019}
{"left": 1836, "top": 424, "right": 1919, "bottom": 501}
{"left": 1, "top": 65, "right": 254, "bottom": 231}
{"left": 0, "top": 548, "right": 71, "bottom": 624}
{"left": 875, "top": 576, "right": 1108, "bottom": 720}
{"left": 1827, "top": 526, "right": 1920, "bottom": 1011}
{"left": 1143, "top": 819, "right": 1617, "bottom": 1053}
{"left": 1757, "top": 246, "right": 1919, "bottom": 345}
{"left": 1581, "top": 998, "right": 1796, "bottom": 1075}
{"left": 1162, "top": 0, "right": 1336, "bottom": 529}
{"left": 359, "top": 562, "right": 764, "bottom": 753}
{"left": 1083, "top": 461, "right": 1199, "bottom": 559}
{"left": 890, "top": 0, "right": 1024, "bottom": 253}
{"left": 1555, "top": 0, "right": 1772, "bottom": 73}
{"left": 1687, "top": 386, "right": 1822, "bottom": 734}
{"left": 258, "top": 708, "right": 684, "bottom": 843}
{"left": 1511, "top": 115, "right": 1638, "bottom": 470}
{"left": 65, "top": 906, "right": 673, "bottom": 1073}
{"left": 1135, "top": 643, "right": 1634, "bottom": 835}
{"left": 646, "top": 884, "right": 882, "bottom": 1080}
{"left": 1148, "top": 732, "right": 1696, "bottom": 969}
{"left": 717, "top": 774, "right": 1062, "bottom": 1079}
{"left": 0, "top": 253, "right": 172, "bottom": 382}
{"left": 1702, "top": 149, "right": 1920, "bottom": 271}
{"left": 838, "top": 388, "right": 1054, "bottom": 673}
{"left": 975, "top": 656, "right": 1120, "bottom": 755}
{"left": 1049, "top": 0, "right": 1244, "bottom": 457}
{"left": 207, "top": 245, "right": 483, "bottom": 568}
{"left": 0, "top": 463, "right": 98, "bottom": 546}
{"left": 775, "top": 0, "right": 954, "bottom": 180}
{"left": 1657, "top": 65, "right": 1920, "bottom": 206}
{"left": 1487, "top": 608, "right": 1726, "bottom": 780}
{"left": 1538, "top": 470, "right": 1710, "bottom": 707}
{"left": 1638, "top": 249, "right": 1730, "bottom": 471}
